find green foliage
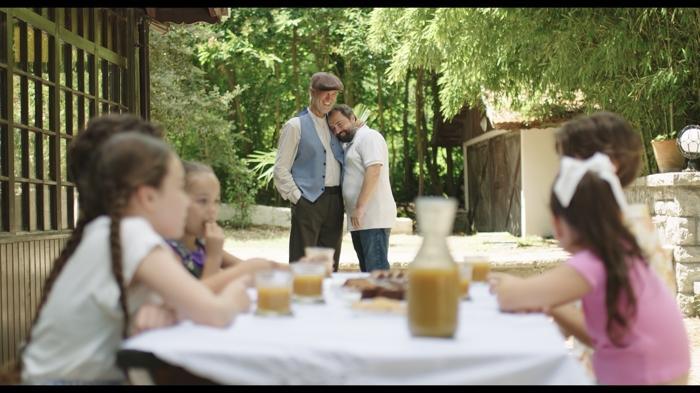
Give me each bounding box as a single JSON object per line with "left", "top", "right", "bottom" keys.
{"left": 352, "top": 103, "right": 375, "bottom": 125}
{"left": 149, "top": 25, "right": 256, "bottom": 227}
{"left": 369, "top": 8, "right": 700, "bottom": 174}
{"left": 148, "top": 9, "right": 469, "bottom": 211}
{"left": 246, "top": 149, "right": 277, "bottom": 188}
{"left": 185, "top": 8, "right": 430, "bottom": 206}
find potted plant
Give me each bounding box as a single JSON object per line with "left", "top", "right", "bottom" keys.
{"left": 651, "top": 105, "right": 685, "bottom": 173}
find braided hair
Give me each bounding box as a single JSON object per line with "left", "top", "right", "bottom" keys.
{"left": 0, "top": 115, "right": 164, "bottom": 384}
{"left": 94, "top": 133, "right": 173, "bottom": 339}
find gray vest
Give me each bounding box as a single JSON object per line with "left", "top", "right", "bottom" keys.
{"left": 291, "top": 109, "right": 344, "bottom": 203}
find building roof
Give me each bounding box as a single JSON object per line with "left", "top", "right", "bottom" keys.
{"left": 145, "top": 8, "right": 228, "bottom": 24}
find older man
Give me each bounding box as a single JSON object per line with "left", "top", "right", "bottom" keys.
{"left": 273, "top": 72, "right": 345, "bottom": 268}
{"left": 327, "top": 104, "right": 396, "bottom": 272}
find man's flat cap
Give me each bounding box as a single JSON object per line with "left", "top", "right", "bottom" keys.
{"left": 310, "top": 72, "right": 343, "bottom": 91}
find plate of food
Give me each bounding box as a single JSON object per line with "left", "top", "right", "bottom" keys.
{"left": 350, "top": 296, "right": 406, "bottom": 316}
{"left": 342, "top": 269, "right": 407, "bottom": 300}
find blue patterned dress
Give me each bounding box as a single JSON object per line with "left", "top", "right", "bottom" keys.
{"left": 166, "top": 238, "right": 206, "bottom": 278}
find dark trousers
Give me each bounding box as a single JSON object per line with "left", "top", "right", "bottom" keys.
{"left": 289, "top": 187, "right": 344, "bottom": 270}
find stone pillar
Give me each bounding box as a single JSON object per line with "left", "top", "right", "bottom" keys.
{"left": 626, "top": 172, "right": 700, "bottom": 317}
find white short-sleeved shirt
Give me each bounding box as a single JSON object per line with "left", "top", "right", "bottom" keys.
{"left": 342, "top": 125, "right": 397, "bottom": 231}
{"left": 22, "top": 215, "right": 168, "bottom": 383}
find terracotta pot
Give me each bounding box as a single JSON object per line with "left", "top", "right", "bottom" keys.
{"left": 651, "top": 139, "right": 685, "bottom": 172}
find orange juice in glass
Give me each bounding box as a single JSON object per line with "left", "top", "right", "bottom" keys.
{"left": 464, "top": 255, "right": 490, "bottom": 282}
{"left": 457, "top": 262, "right": 473, "bottom": 300}
{"left": 255, "top": 270, "right": 293, "bottom": 316}
{"left": 291, "top": 261, "right": 326, "bottom": 303}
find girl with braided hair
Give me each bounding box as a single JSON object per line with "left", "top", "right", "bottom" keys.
{"left": 16, "top": 132, "right": 251, "bottom": 384}
{"left": 0, "top": 115, "right": 174, "bottom": 384}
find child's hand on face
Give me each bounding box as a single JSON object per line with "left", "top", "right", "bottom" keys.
{"left": 204, "top": 221, "right": 225, "bottom": 257}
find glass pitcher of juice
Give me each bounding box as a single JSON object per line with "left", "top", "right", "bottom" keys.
{"left": 407, "top": 197, "right": 460, "bottom": 338}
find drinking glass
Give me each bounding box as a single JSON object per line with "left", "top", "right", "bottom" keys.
{"left": 255, "top": 270, "right": 293, "bottom": 316}
{"left": 292, "top": 261, "right": 326, "bottom": 303}
{"left": 464, "top": 254, "right": 490, "bottom": 282}
{"left": 458, "top": 262, "right": 473, "bottom": 300}
{"left": 304, "top": 246, "right": 335, "bottom": 277}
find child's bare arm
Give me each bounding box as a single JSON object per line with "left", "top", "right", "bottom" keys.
{"left": 489, "top": 265, "right": 591, "bottom": 312}
{"left": 201, "top": 259, "right": 288, "bottom": 293}
{"left": 547, "top": 303, "right": 592, "bottom": 347}
{"left": 221, "top": 251, "right": 243, "bottom": 268}
{"left": 133, "top": 246, "right": 250, "bottom": 327}
{"left": 130, "top": 303, "right": 177, "bottom": 336}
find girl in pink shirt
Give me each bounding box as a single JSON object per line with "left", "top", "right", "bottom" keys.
{"left": 489, "top": 153, "right": 690, "bottom": 385}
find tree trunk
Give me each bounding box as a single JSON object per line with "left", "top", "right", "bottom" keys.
{"left": 402, "top": 71, "right": 413, "bottom": 197}
{"left": 377, "top": 63, "right": 385, "bottom": 132}
{"left": 314, "top": 30, "right": 329, "bottom": 70}
{"left": 273, "top": 62, "right": 281, "bottom": 144}
{"left": 345, "top": 58, "right": 354, "bottom": 107}
{"left": 221, "top": 65, "right": 249, "bottom": 154}
{"left": 377, "top": 63, "right": 392, "bottom": 182}
{"left": 425, "top": 72, "right": 442, "bottom": 195}
{"left": 416, "top": 68, "right": 425, "bottom": 197}
{"left": 445, "top": 146, "right": 455, "bottom": 197}
{"left": 292, "top": 27, "right": 301, "bottom": 111}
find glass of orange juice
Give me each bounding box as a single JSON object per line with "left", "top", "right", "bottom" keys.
{"left": 457, "top": 262, "right": 473, "bottom": 300}
{"left": 255, "top": 270, "right": 293, "bottom": 316}
{"left": 291, "top": 261, "right": 326, "bottom": 303}
{"left": 464, "top": 255, "right": 490, "bottom": 282}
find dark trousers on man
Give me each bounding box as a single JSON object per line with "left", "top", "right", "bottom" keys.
{"left": 289, "top": 186, "right": 344, "bottom": 270}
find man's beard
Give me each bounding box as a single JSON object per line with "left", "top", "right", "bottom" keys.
{"left": 337, "top": 127, "right": 358, "bottom": 143}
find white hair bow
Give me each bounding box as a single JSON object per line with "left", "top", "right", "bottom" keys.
{"left": 553, "top": 152, "right": 628, "bottom": 210}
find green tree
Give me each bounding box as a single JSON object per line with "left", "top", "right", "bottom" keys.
{"left": 369, "top": 8, "right": 700, "bottom": 174}
{"left": 149, "top": 25, "right": 256, "bottom": 227}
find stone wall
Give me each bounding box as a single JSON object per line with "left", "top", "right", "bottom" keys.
{"left": 626, "top": 172, "right": 700, "bottom": 316}
{"left": 220, "top": 204, "right": 414, "bottom": 235}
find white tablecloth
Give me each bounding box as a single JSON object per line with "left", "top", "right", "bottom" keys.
{"left": 122, "top": 273, "right": 593, "bottom": 385}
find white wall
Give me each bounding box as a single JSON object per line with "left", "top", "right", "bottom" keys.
{"left": 520, "top": 128, "right": 560, "bottom": 237}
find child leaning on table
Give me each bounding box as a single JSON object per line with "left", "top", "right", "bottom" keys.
{"left": 166, "top": 161, "right": 288, "bottom": 291}
{"left": 489, "top": 153, "right": 690, "bottom": 385}
{"left": 14, "top": 133, "right": 251, "bottom": 384}
{"left": 0, "top": 114, "right": 182, "bottom": 384}
{"left": 555, "top": 111, "right": 676, "bottom": 293}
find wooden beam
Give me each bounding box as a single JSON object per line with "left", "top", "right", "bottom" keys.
{"left": 11, "top": 9, "right": 124, "bottom": 67}
{"left": 4, "top": 9, "right": 15, "bottom": 232}
{"left": 138, "top": 15, "right": 149, "bottom": 119}
{"left": 51, "top": 9, "right": 62, "bottom": 230}
{"left": 126, "top": 9, "right": 135, "bottom": 113}
{"left": 464, "top": 129, "right": 509, "bottom": 147}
